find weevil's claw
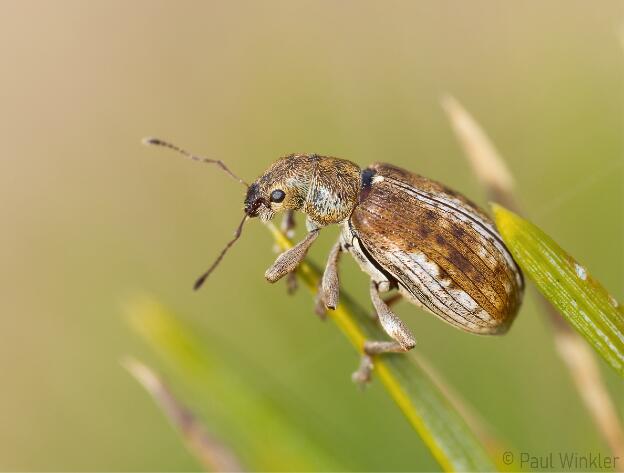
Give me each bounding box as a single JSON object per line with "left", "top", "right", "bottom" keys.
{"left": 314, "top": 299, "right": 328, "bottom": 320}
{"left": 286, "top": 272, "right": 298, "bottom": 295}
{"left": 313, "top": 279, "right": 328, "bottom": 319}
{"left": 351, "top": 354, "right": 374, "bottom": 387}
{"left": 314, "top": 288, "right": 328, "bottom": 320}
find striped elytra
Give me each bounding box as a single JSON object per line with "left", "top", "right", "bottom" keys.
{"left": 347, "top": 163, "right": 523, "bottom": 334}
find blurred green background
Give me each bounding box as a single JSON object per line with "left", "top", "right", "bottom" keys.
{"left": 1, "top": 0, "right": 622, "bottom": 470}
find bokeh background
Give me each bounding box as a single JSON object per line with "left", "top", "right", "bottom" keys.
{"left": 1, "top": 0, "right": 622, "bottom": 470}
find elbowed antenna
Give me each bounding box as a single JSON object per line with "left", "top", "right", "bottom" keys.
{"left": 193, "top": 214, "right": 248, "bottom": 290}
{"left": 143, "top": 137, "right": 251, "bottom": 289}
{"left": 142, "top": 137, "right": 248, "bottom": 187}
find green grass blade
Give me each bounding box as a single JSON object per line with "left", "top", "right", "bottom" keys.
{"left": 492, "top": 205, "right": 624, "bottom": 377}
{"left": 126, "top": 298, "right": 341, "bottom": 472}
{"left": 268, "top": 224, "right": 497, "bottom": 472}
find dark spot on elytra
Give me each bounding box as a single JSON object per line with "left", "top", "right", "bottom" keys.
{"left": 449, "top": 248, "right": 471, "bottom": 273}
{"left": 417, "top": 225, "right": 431, "bottom": 238}
{"left": 451, "top": 226, "right": 465, "bottom": 239}
{"left": 472, "top": 271, "right": 484, "bottom": 283}
{"left": 492, "top": 263, "right": 508, "bottom": 280}
{"left": 435, "top": 235, "right": 446, "bottom": 246}
{"left": 424, "top": 209, "right": 436, "bottom": 221}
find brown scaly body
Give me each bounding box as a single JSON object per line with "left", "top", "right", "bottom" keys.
{"left": 146, "top": 139, "right": 524, "bottom": 384}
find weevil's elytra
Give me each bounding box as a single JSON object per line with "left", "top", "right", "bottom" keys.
{"left": 146, "top": 139, "right": 524, "bottom": 384}
{"left": 349, "top": 163, "right": 523, "bottom": 335}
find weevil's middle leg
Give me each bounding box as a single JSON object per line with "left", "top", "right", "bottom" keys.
{"left": 352, "top": 281, "right": 416, "bottom": 385}
{"left": 314, "top": 239, "right": 343, "bottom": 318}
{"left": 265, "top": 229, "right": 319, "bottom": 283}
{"left": 321, "top": 240, "right": 343, "bottom": 310}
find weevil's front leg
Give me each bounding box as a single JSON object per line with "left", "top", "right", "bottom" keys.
{"left": 265, "top": 229, "right": 320, "bottom": 283}
{"left": 352, "top": 281, "right": 416, "bottom": 385}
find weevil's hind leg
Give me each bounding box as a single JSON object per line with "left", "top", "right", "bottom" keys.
{"left": 363, "top": 291, "right": 403, "bottom": 321}
{"left": 265, "top": 229, "right": 320, "bottom": 283}
{"left": 369, "top": 281, "right": 415, "bottom": 349}
{"left": 352, "top": 281, "right": 416, "bottom": 385}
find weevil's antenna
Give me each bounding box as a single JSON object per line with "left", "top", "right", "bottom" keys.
{"left": 193, "top": 214, "right": 248, "bottom": 290}
{"left": 142, "top": 137, "right": 248, "bottom": 187}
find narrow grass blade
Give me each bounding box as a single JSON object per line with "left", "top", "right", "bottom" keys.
{"left": 268, "top": 223, "right": 496, "bottom": 472}
{"left": 126, "top": 298, "right": 340, "bottom": 472}
{"left": 492, "top": 205, "right": 624, "bottom": 376}
{"left": 443, "top": 95, "right": 624, "bottom": 459}
{"left": 123, "top": 357, "right": 244, "bottom": 472}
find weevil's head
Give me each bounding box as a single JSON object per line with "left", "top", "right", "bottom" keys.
{"left": 244, "top": 154, "right": 316, "bottom": 221}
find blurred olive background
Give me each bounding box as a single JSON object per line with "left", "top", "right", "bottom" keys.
{"left": 1, "top": 0, "right": 623, "bottom": 471}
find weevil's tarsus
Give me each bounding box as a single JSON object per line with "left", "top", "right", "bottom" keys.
{"left": 143, "top": 137, "right": 248, "bottom": 187}
{"left": 352, "top": 341, "right": 410, "bottom": 386}
{"left": 313, "top": 280, "right": 328, "bottom": 320}
{"left": 352, "top": 282, "right": 416, "bottom": 385}
{"left": 265, "top": 229, "right": 320, "bottom": 282}
{"left": 321, "top": 240, "right": 343, "bottom": 310}
{"left": 194, "top": 214, "right": 248, "bottom": 290}
{"left": 352, "top": 354, "right": 374, "bottom": 386}
{"left": 364, "top": 340, "right": 410, "bottom": 354}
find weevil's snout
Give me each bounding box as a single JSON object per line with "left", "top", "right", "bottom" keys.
{"left": 244, "top": 169, "right": 294, "bottom": 221}
{"left": 243, "top": 183, "right": 267, "bottom": 218}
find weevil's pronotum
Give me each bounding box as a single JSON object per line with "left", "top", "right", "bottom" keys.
{"left": 145, "top": 138, "right": 524, "bottom": 383}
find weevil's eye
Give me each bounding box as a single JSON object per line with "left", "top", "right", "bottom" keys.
{"left": 270, "top": 189, "right": 286, "bottom": 203}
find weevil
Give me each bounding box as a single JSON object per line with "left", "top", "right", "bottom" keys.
{"left": 145, "top": 138, "right": 524, "bottom": 383}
